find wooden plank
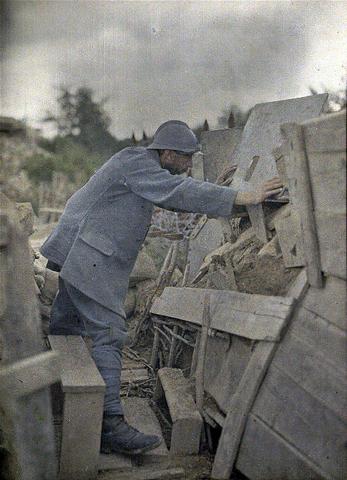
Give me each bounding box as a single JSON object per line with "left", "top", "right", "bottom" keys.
{"left": 151, "top": 287, "right": 294, "bottom": 341}
{"left": 253, "top": 363, "right": 347, "bottom": 478}
{"left": 303, "top": 110, "right": 346, "bottom": 153}
{"left": 204, "top": 335, "right": 252, "bottom": 414}
{"left": 60, "top": 392, "right": 105, "bottom": 480}
{"left": 236, "top": 413, "right": 330, "bottom": 480}
{"left": 281, "top": 122, "right": 323, "bottom": 287}
{"left": 247, "top": 204, "right": 268, "bottom": 243}
{"left": 0, "top": 351, "right": 61, "bottom": 399}
{"left": 0, "top": 203, "right": 58, "bottom": 479}
{"left": 186, "top": 218, "right": 224, "bottom": 284}
{"left": 123, "top": 397, "right": 168, "bottom": 457}
{"left": 273, "top": 331, "right": 347, "bottom": 421}
{"left": 284, "top": 269, "right": 308, "bottom": 301}
{"left": 201, "top": 127, "right": 242, "bottom": 183}
{"left": 155, "top": 368, "right": 202, "bottom": 455}
{"left": 303, "top": 276, "right": 346, "bottom": 330}
{"left": 307, "top": 151, "right": 346, "bottom": 212}
{"left": 231, "top": 94, "right": 327, "bottom": 189}
{"left": 315, "top": 210, "right": 346, "bottom": 280}
{"left": 212, "top": 265, "right": 311, "bottom": 479}
{"left": 49, "top": 335, "right": 106, "bottom": 392}
{"left": 289, "top": 305, "right": 346, "bottom": 372}
{"left": 211, "top": 340, "right": 280, "bottom": 479}
{"left": 230, "top": 94, "right": 327, "bottom": 241}
{"left": 275, "top": 209, "right": 305, "bottom": 267}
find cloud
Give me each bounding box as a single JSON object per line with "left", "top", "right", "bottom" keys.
{"left": 2, "top": 1, "right": 346, "bottom": 138}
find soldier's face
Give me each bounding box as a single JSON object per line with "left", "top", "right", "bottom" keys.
{"left": 161, "top": 150, "right": 193, "bottom": 175}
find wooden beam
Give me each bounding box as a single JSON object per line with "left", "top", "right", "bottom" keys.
{"left": 281, "top": 123, "right": 323, "bottom": 287}
{"left": 151, "top": 287, "right": 295, "bottom": 341}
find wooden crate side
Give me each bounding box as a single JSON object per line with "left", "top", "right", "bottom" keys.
{"left": 236, "top": 414, "right": 332, "bottom": 480}
{"left": 272, "top": 330, "right": 347, "bottom": 421}
{"left": 252, "top": 363, "right": 347, "bottom": 479}
{"left": 289, "top": 304, "right": 346, "bottom": 373}
{"left": 303, "top": 276, "right": 346, "bottom": 330}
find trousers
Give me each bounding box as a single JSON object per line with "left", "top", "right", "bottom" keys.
{"left": 50, "top": 277, "right": 128, "bottom": 415}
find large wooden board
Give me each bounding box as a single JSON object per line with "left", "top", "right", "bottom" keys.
{"left": 204, "top": 335, "right": 252, "bottom": 413}
{"left": 201, "top": 127, "right": 242, "bottom": 183}
{"left": 252, "top": 363, "right": 347, "bottom": 478}
{"left": 273, "top": 330, "right": 347, "bottom": 421}
{"left": 302, "top": 276, "right": 346, "bottom": 331}
{"left": 236, "top": 414, "right": 330, "bottom": 480}
{"left": 151, "top": 287, "right": 294, "bottom": 341}
{"left": 230, "top": 94, "right": 327, "bottom": 241}
{"left": 211, "top": 340, "right": 280, "bottom": 479}
{"left": 304, "top": 114, "right": 346, "bottom": 279}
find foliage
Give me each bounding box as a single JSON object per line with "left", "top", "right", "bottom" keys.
{"left": 23, "top": 153, "right": 56, "bottom": 184}
{"left": 25, "top": 138, "right": 103, "bottom": 185}
{"left": 44, "top": 86, "right": 118, "bottom": 157}
{"left": 217, "top": 103, "right": 251, "bottom": 129}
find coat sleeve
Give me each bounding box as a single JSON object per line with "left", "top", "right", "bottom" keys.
{"left": 123, "top": 153, "right": 238, "bottom": 218}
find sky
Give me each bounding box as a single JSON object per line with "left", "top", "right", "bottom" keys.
{"left": 1, "top": 0, "right": 346, "bottom": 139}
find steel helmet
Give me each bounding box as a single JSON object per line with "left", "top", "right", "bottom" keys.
{"left": 147, "top": 120, "right": 200, "bottom": 153}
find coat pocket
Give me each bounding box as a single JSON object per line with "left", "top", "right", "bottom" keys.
{"left": 79, "top": 230, "right": 114, "bottom": 256}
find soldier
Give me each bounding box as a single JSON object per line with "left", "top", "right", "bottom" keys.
{"left": 40, "top": 120, "right": 282, "bottom": 454}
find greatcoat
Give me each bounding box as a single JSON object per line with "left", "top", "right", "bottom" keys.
{"left": 41, "top": 147, "right": 237, "bottom": 316}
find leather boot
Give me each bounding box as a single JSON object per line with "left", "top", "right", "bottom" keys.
{"left": 101, "top": 414, "right": 162, "bottom": 455}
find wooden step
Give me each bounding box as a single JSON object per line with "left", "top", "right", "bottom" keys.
{"left": 49, "top": 335, "right": 105, "bottom": 480}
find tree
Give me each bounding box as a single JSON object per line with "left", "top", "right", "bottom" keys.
{"left": 44, "top": 87, "right": 118, "bottom": 156}
{"left": 217, "top": 104, "right": 250, "bottom": 129}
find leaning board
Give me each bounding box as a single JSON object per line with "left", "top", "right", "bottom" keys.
{"left": 151, "top": 287, "right": 295, "bottom": 341}
{"left": 201, "top": 127, "right": 242, "bottom": 183}
{"left": 230, "top": 94, "right": 327, "bottom": 242}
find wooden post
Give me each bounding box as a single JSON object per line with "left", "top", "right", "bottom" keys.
{"left": 0, "top": 198, "right": 58, "bottom": 480}
{"left": 195, "top": 291, "right": 211, "bottom": 411}
{"left": 168, "top": 326, "right": 179, "bottom": 367}
{"left": 151, "top": 324, "right": 160, "bottom": 369}
{"left": 281, "top": 123, "right": 323, "bottom": 287}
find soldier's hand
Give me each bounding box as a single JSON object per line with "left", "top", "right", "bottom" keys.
{"left": 255, "top": 177, "right": 283, "bottom": 203}
{"left": 235, "top": 177, "right": 283, "bottom": 206}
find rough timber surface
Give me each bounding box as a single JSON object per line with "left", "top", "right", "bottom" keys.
{"left": 231, "top": 94, "right": 327, "bottom": 189}
{"left": 235, "top": 277, "right": 347, "bottom": 480}
{"left": 201, "top": 127, "right": 242, "bottom": 183}
{"left": 230, "top": 94, "right": 327, "bottom": 241}
{"left": 151, "top": 287, "right": 294, "bottom": 341}
{"left": 302, "top": 112, "right": 346, "bottom": 280}
{"left": 154, "top": 368, "right": 202, "bottom": 455}
{"left": 186, "top": 218, "right": 224, "bottom": 283}
{"left": 204, "top": 335, "right": 252, "bottom": 413}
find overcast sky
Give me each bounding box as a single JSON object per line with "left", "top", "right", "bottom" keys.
{"left": 1, "top": 0, "right": 346, "bottom": 139}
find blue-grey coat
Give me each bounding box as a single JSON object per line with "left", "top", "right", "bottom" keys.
{"left": 40, "top": 147, "right": 237, "bottom": 316}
